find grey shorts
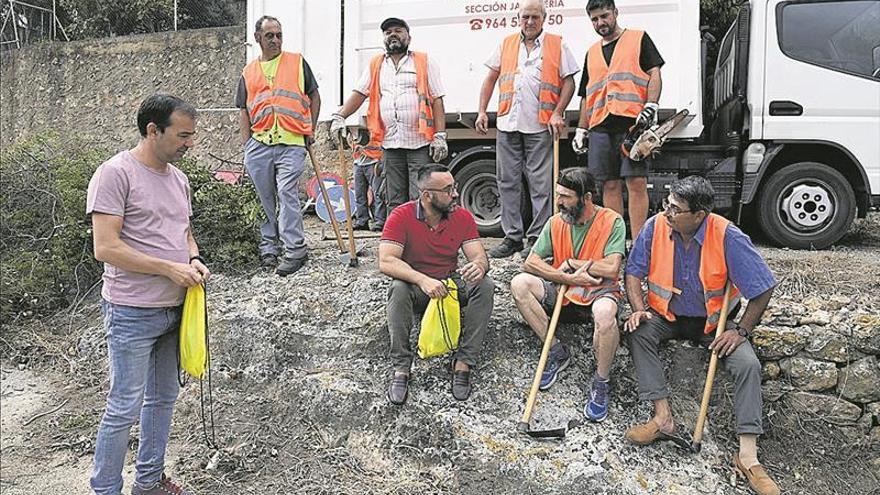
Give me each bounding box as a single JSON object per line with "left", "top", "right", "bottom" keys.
{"left": 587, "top": 131, "right": 650, "bottom": 181}
{"left": 539, "top": 280, "right": 621, "bottom": 324}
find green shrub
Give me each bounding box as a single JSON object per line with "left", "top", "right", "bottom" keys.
{"left": 0, "top": 134, "right": 104, "bottom": 322}
{"left": 0, "top": 135, "right": 261, "bottom": 323}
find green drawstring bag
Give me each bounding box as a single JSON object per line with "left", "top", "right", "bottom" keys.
{"left": 179, "top": 283, "right": 208, "bottom": 379}
{"left": 417, "top": 279, "right": 461, "bottom": 359}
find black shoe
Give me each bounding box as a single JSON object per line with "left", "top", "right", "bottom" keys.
{"left": 260, "top": 253, "right": 278, "bottom": 268}
{"left": 387, "top": 372, "right": 409, "bottom": 405}
{"left": 276, "top": 254, "right": 308, "bottom": 276}
{"left": 520, "top": 237, "right": 536, "bottom": 258}
{"left": 370, "top": 223, "right": 385, "bottom": 232}
{"left": 353, "top": 222, "right": 370, "bottom": 231}
{"left": 489, "top": 238, "right": 523, "bottom": 258}
{"left": 451, "top": 368, "right": 472, "bottom": 401}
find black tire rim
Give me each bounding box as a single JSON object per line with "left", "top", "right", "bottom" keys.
{"left": 459, "top": 171, "right": 501, "bottom": 229}
{"left": 777, "top": 178, "right": 837, "bottom": 235}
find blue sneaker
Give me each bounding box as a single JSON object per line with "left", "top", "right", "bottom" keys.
{"left": 584, "top": 374, "right": 611, "bottom": 422}
{"left": 539, "top": 344, "right": 570, "bottom": 391}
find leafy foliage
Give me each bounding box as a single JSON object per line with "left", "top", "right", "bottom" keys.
{"left": 0, "top": 135, "right": 261, "bottom": 323}
{"left": 57, "top": 0, "right": 243, "bottom": 40}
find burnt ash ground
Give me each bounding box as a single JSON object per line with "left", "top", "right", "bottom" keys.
{"left": 1, "top": 213, "right": 878, "bottom": 495}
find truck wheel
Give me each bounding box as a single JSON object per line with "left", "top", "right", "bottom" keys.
{"left": 756, "top": 162, "right": 855, "bottom": 249}
{"left": 455, "top": 159, "right": 504, "bottom": 237}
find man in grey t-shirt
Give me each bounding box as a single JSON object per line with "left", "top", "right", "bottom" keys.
{"left": 86, "top": 94, "right": 209, "bottom": 495}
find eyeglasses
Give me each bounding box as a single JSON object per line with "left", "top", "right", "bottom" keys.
{"left": 422, "top": 183, "right": 459, "bottom": 195}
{"left": 662, "top": 198, "right": 692, "bottom": 216}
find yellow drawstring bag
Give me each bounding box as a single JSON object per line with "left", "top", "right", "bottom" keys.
{"left": 179, "top": 283, "right": 208, "bottom": 379}
{"left": 417, "top": 279, "right": 461, "bottom": 359}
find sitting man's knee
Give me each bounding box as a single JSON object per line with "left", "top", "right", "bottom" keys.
{"left": 510, "top": 273, "right": 538, "bottom": 301}
{"left": 592, "top": 300, "right": 619, "bottom": 333}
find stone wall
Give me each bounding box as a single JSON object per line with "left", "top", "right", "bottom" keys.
{"left": 0, "top": 26, "right": 245, "bottom": 165}
{"left": 754, "top": 294, "right": 880, "bottom": 440}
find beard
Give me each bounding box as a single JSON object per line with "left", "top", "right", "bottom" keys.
{"left": 384, "top": 37, "right": 408, "bottom": 54}
{"left": 429, "top": 196, "right": 455, "bottom": 218}
{"left": 559, "top": 198, "right": 586, "bottom": 224}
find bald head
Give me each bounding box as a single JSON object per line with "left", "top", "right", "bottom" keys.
{"left": 519, "top": 0, "right": 547, "bottom": 17}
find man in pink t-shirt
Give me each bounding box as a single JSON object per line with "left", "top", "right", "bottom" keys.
{"left": 379, "top": 164, "right": 494, "bottom": 405}
{"left": 86, "top": 94, "right": 208, "bottom": 495}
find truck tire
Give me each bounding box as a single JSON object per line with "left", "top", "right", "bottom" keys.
{"left": 455, "top": 159, "right": 504, "bottom": 237}
{"left": 756, "top": 162, "right": 855, "bottom": 249}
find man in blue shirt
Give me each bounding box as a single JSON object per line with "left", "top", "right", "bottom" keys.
{"left": 623, "top": 176, "right": 780, "bottom": 495}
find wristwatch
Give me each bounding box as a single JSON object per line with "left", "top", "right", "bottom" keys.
{"left": 732, "top": 322, "right": 750, "bottom": 338}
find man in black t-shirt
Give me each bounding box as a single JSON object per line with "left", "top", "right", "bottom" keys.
{"left": 572, "top": 0, "right": 664, "bottom": 240}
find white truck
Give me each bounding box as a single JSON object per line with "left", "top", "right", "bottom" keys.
{"left": 246, "top": 0, "right": 880, "bottom": 249}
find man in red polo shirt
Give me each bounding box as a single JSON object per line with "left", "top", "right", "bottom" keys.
{"left": 379, "top": 164, "right": 494, "bottom": 405}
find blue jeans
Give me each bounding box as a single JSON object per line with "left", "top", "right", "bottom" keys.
{"left": 91, "top": 301, "right": 182, "bottom": 495}
{"left": 354, "top": 162, "right": 386, "bottom": 226}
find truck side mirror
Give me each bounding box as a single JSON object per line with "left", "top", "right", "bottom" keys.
{"left": 872, "top": 46, "right": 880, "bottom": 79}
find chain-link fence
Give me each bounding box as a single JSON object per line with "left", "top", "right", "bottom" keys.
{"left": 1, "top": 0, "right": 245, "bottom": 49}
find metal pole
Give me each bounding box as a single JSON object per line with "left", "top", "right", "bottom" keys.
{"left": 51, "top": 0, "right": 54, "bottom": 40}
{"left": 173, "top": 0, "right": 177, "bottom": 31}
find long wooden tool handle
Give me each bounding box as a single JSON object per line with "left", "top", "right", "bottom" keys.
{"left": 307, "top": 145, "right": 345, "bottom": 252}
{"left": 520, "top": 284, "right": 568, "bottom": 425}
{"left": 337, "top": 142, "right": 357, "bottom": 261}
{"left": 552, "top": 135, "right": 560, "bottom": 215}
{"left": 692, "top": 281, "right": 734, "bottom": 446}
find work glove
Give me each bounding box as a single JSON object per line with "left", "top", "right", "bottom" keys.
{"left": 430, "top": 132, "right": 448, "bottom": 162}
{"left": 329, "top": 113, "right": 346, "bottom": 146}
{"left": 636, "top": 102, "right": 659, "bottom": 127}
{"left": 571, "top": 127, "right": 589, "bottom": 155}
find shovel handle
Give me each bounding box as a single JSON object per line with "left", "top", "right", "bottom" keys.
{"left": 552, "top": 135, "right": 560, "bottom": 215}
{"left": 691, "top": 281, "right": 734, "bottom": 448}
{"left": 336, "top": 142, "right": 358, "bottom": 266}
{"left": 307, "top": 145, "right": 346, "bottom": 253}
{"left": 521, "top": 284, "right": 568, "bottom": 425}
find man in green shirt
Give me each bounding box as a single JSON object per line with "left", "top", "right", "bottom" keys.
{"left": 510, "top": 168, "right": 625, "bottom": 422}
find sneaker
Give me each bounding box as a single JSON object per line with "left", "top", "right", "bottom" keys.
{"left": 539, "top": 343, "right": 570, "bottom": 391}
{"left": 131, "top": 474, "right": 193, "bottom": 495}
{"left": 260, "top": 253, "right": 278, "bottom": 268}
{"left": 387, "top": 372, "right": 409, "bottom": 405}
{"left": 276, "top": 254, "right": 308, "bottom": 277}
{"left": 520, "top": 237, "right": 536, "bottom": 258}
{"left": 584, "top": 374, "right": 611, "bottom": 422}
{"left": 370, "top": 223, "right": 384, "bottom": 232}
{"left": 489, "top": 238, "right": 523, "bottom": 258}
{"left": 353, "top": 222, "right": 370, "bottom": 231}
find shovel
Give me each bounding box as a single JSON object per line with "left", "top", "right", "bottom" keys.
{"left": 306, "top": 145, "right": 345, "bottom": 253}
{"left": 518, "top": 284, "right": 577, "bottom": 439}
{"left": 553, "top": 134, "right": 560, "bottom": 215}
{"left": 690, "top": 281, "right": 734, "bottom": 453}
{"left": 335, "top": 141, "right": 359, "bottom": 267}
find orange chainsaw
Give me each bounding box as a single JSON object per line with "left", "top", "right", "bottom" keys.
{"left": 622, "top": 109, "right": 690, "bottom": 161}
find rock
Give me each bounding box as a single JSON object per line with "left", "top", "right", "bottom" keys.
{"left": 838, "top": 356, "right": 880, "bottom": 403}
{"left": 871, "top": 427, "right": 880, "bottom": 448}
{"left": 799, "top": 310, "right": 831, "bottom": 326}
{"left": 851, "top": 314, "right": 880, "bottom": 354}
{"left": 802, "top": 296, "right": 823, "bottom": 312}
{"left": 867, "top": 402, "right": 880, "bottom": 422}
{"left": 751, "top": 325, "right": 810, "bottom": 359}
{"left": 761, "top": 381, "right": 790, "bottom": 402}
{"left": 762, "top": 361, "right": 781, "bottom": 381}
{"left": 779, "top": 356, "right": 838, "bottom": 391}
{"left": 784, "top": 391, "right": 862, "bottom": 424}
{"left": 804, "top": 328, "right": 866, "bottom": 363}
{"left": 827, "top": 295, "right": 852, "bottom": 311}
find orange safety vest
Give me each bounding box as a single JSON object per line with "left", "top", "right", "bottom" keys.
{"left": 243, "top": 52, "right": 313, "bottom": 136}
{"left": 583, "top": 30, "right": 650, "bottom": 130}
{"left": 550, "top": 207, "right": 622, "bottom": 306}
{"left": 647, "top": 213, "right": 741, "bottom": 334}
{"left": 366, "top": 52, "right": 436, "bottom": 147}
{"left": 497, "top": 32, "right": 563, "bottom": 124}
